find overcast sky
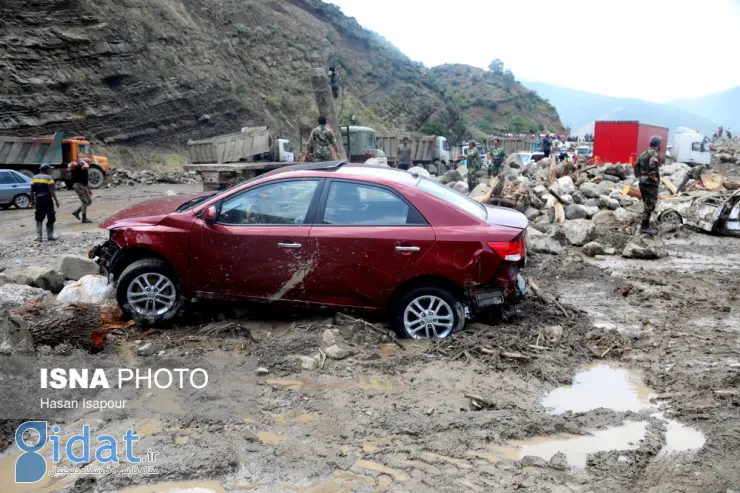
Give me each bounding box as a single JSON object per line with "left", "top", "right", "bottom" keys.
{"left": 327, "top": 0, "right": 740, "bottom": 103}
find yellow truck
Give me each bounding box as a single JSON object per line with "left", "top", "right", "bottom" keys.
{"left": 0, "top": 133, "right": 110, "bottom": 188}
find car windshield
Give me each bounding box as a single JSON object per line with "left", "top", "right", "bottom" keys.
{"left": 417, "top": 177, "right": 487, "bottom": 220}
{"left": 175, "top": 193, "right": 218, "bottom": 212}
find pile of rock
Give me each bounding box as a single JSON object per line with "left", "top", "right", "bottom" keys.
{"left": 711, "top": 140, "right": 740, "bottom": 165}
{"left": 460, "top": 157, "right": 676, "bottom": 260}
{"left": 107, "top": 168, "right": 199, "bottom": 187}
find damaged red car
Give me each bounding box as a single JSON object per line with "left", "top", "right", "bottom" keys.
{"left": 91, "top": 163, "right": 528, "bottom": 338}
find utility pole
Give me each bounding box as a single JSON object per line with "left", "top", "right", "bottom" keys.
{"left": 310, "top": 67, "right": 347, "bottom": 161}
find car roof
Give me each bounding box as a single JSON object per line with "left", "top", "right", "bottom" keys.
{"left": 271, "top": 163, "right": 422, "bottom": 187}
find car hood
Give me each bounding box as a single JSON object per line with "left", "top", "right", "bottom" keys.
{"left": 484, "top": 205, "right": 529, "bottom": 230}
{"left": 100, "top": 193, "right": 208, "bottom": 229}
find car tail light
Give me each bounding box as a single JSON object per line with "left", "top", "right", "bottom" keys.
{"left": 488, "top": 238, "right": 524, "bottom": 262}
{"left": 364, "top": 152, "right": 376, "bottom": 158}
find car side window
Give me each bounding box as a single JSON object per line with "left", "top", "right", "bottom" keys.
{"left": 322, "top": 181, "right": 425, "bottom": 226}
{"left": 0, "top": 172, "right": 14, "bottom": 185}
{"left": 218, "top": 180, "right": 319, "bottom": 226}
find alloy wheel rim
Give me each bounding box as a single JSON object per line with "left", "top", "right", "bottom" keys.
{"left": 403, "top": 295, "right": 454, "bottom": 339}
{"left": 126, "top": 273, "right": 176, "bottom": 317}
{"left": 16, "top": 196, "right": 30, "bottom": 208}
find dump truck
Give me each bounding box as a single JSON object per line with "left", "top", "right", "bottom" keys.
{"left": 185, "top": 127, "right": 295, "bottom": 191}
{"left": 0, "top": 133, "right": 110, "bottom": 188}
{"left": 376, "top": 135, "right": 451, "bottom": 174}
{"left": 593, "top": 121, "right": 670, "bottom": 165}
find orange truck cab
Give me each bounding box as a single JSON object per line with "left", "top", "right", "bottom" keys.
{"left": 0, "top": 133, "right": 110, "bottom": 189}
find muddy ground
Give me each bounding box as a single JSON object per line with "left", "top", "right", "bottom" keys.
{"left": 1, "top": 184, "right": 739, "bottom": 493}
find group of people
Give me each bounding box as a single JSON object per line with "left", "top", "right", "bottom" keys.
{"left": 712, "top": 126, "right": 733, "bottom": 140}
{"left": 30, "top": 158, "right": 94, "bottom": 242}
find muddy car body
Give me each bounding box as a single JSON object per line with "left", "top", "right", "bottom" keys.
{"left": 91, "top": 163, "right": 528, "bottom": 338}
{"left": 655, "top": 190, "right": 740, "bottom": 236}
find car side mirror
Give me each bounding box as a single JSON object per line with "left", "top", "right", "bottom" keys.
{"left": 203, "top": 205, "right": 218, "bottom": 225}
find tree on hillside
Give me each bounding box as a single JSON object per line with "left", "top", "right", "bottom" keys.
{"left": 503, "top": 69, "right": 516, "bottom": 92}
{"left": 488, "top": 59, "right": 504, "bottom": 76}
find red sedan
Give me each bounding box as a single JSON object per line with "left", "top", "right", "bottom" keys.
{"left": 91, "top": 162, "right": 528, "bottom": 338}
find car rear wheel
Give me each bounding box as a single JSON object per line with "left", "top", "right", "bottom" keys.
{"left": 13, "top": 194, "right": 31, "bottom": 209}
{"left": 659, "top": 210, "right": 682, "bottom": 227}
{"left": 117, "top": 259, "right": 184, "bottom": 325}
{"left": 88, "top": 166, "right": 106, "bottom": 189}
{"left": 392, "top": 286, "right": 463, "bottom": 339}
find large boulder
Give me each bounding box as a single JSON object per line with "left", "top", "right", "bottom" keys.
{"left": 579, "top": 182, "right": 601, "bottom": 199}
{"left": 453, "top": 181, "right": 469, "bottom": 194}
{"left": 572, "top": 191, "right": 585, "bottom": 205}
{"left": 57, "top": 255, "right": 100, "bottom": 281}
{"left": 602, "top": 174, "right": 621, "bottom": 183}
{"left": 0, "top": 312, "right": 34, "bottom": 355}
{"left": 564, "top": 219, "right": 598, "bottom": 246}
{"left": 583, "top": 206, "right": 600, "bottom": 219}
{"left": 408, "top": 166, "right": 431, "bottom": 178}
{"left": 565, "top": 204, "right": 588, "bottom": 220}
{"left": 504, "top": 153, "right": 524, "bottom": 169}
{"left": 556, "top": 176, "right": 576, "bottom": 195}
{"left": 5, "top": 267, "right": 64, "bottom": 294}
{"left": 592, "top": 210, "right": 617, "bottom": 225}
{"left": 660, "top": 162, "right": 690, "bottom": 176}
{"left": 56, "top": 276, "right": 114, "bottom": 304}
{"left": 609, "top": 191, "right": 637, "bottom": 208}
{"left": 598, "top": 196, "right": 621, "bottom": 211}
{"left": 582, "top": 242, "right": 605, "bottom": 257}
{"left": 585, "top": 198, "right": 600, "bottom": 208}
{"left": 441, "top": 169, "right": 462, "bottom": 184}
{"left": 614, "top": 208, "right": 640, "bottom": 226}
{"left": 603, "top": 164, "right": 632, "bottom": 180}
{"left": 456, "top": 165, "right": 468, "bottom": 180}
{"left": 469, "top": 183, "right": 490, "bottom": 198}
{"left": 0, "top": 284, "right": 53, "bottom": 311}
{"left": 527, "top": 229, "right": 565, "bottom": 255}
{"left": 524, "top": 207, "right": 541, "bottom": 220}
{"left": 622, "top": 236, "right": 666, "bottom": 259}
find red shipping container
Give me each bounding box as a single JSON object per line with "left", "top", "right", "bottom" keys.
{"left": 593, "top": 121, "right": 669, "bottom": 166}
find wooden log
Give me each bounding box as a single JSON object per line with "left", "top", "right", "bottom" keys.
{"left": 660, "top": 177, "right": 678, "bottom": 195}
{"left": 310, "top": 68, "right": 347, "bottom": 161}
{"left": 15, "top": 303, "right": 102, "bottom": 349}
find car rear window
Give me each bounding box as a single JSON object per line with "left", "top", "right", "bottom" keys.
{"left": 417, "top": 177, "right": 487, "bottom": 220}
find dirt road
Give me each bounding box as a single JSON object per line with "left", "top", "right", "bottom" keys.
{"left": 1, "top": 186, "right": 739, "bottom": 493}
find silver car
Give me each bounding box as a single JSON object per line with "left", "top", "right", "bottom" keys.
{"left": 0, "top": 169, "right": 32, "bottom": 210}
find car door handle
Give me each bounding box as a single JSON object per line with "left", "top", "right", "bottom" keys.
{"left": 396, "top": 246, "right": 420, "bottom": 252}
{"left": 278, "top": 243, "right": 302, "bottom": 249}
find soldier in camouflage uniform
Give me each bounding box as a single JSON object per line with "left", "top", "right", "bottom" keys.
{"left": 635, "top": 136, "right": 663, "bottom": 235}
{"left": 488, "top": 139, "right": 506, "bottom": 177}
{"left": 307, "top": 116, "right": 339, "bottom": 162}
{"left": 466, "top": 141, "right": 482, "bottom": 192}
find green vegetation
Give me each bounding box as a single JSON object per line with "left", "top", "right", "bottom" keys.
{"left": 424, "top": 123, "right": 445, "bottom": 136}
{"left": 268, "top": 96, "right": 282, "bottom": 112}
{"left": 474, "top": 119, "right": 495, "bottom": 134}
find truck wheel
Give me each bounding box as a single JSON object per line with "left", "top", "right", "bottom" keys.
{"left": 88, "top": 166, "right": 106, "bottom": 189}
{"left": 117, "top": 259, "right": 184, "bottom": 325}
{"left": 13, "top": 194, "right": 31, "bottom": 209}
{"left": 19, "top": 169, "right": 34, "bottom": 180}
{"left": 432, "top": 160, "right": 442, "bottom": 176}
{"left": 392, "top": 286, "right": 464, "bottom": 339}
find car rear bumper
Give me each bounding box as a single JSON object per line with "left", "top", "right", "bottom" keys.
{"left": 467, "top": 273, "right": 527, "bottom": 313}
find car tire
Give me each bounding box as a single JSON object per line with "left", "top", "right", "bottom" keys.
{"left": 13, "top": 194, "right": 31, "bottom": 209}
{"left": 87, "top": 166, "right": 106, "bottom": 189}
{"left": 392, "top": 285, "right": 464, "bottom": 339}
{"left": 117, "top": 259, "right": 184, "bottom": 325}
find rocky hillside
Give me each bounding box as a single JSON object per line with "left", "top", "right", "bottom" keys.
{"left": 432, "top": 65, "right": 565, "bottom": 138}
{"left": 1, "top": 0, "right": 562, "bottom": 154}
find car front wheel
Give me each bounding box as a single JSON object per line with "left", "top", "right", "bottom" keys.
{"left": 117, "top": 259, "right": 184, "bottom": 324}
{"left": 392, "top": 286, "right": 464, "bottom": 339}
{"left": 13, "top": 194, "right": 31, "bottom": 209}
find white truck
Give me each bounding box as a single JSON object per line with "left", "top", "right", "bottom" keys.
{"left": 376, "top": 135, "right": 451, "bottom": 174}
{"left": 672, "top": 128, "right": 711, "bottom": 166}
{"left": 185, "top": 127, "right": 295, "bottom": 191}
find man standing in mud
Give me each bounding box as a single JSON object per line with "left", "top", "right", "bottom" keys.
{"left": 635, "top": 136, "right": 662, "bottom": 235}
{"left": 466, "top": 141, "right": 482, "bottom": 192}
{"left": 30, "top": 163, "right": 61, "bottom": 241}
{"left": 307, "top": 116, "right": 340, "bottom": 163}
{"left": 488, "top": 139, "right": 506, "bottom": 177}
{"left": 69, "top": 158, "right": 93, "bottom": 223}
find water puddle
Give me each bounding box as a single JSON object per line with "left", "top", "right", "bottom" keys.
{"left": 653, "top": 413, "right": 707, "bottom": 457}
{"left": 353, "top": 459, "right": 410, "bottom": 481}
{"left": 474, "top": 422, "right": 647, "bottom": 468}
{"left": 542, "top": 364, "right": 656, "bottom": 414}
{"left": 115, "top": 480, "right": 226, "bottom": 493}
{"left": 265, "top": 376, "right": 394, "bottom": 392}
{"left": 257, "top": 431, "right": 287, "bottom": 446}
